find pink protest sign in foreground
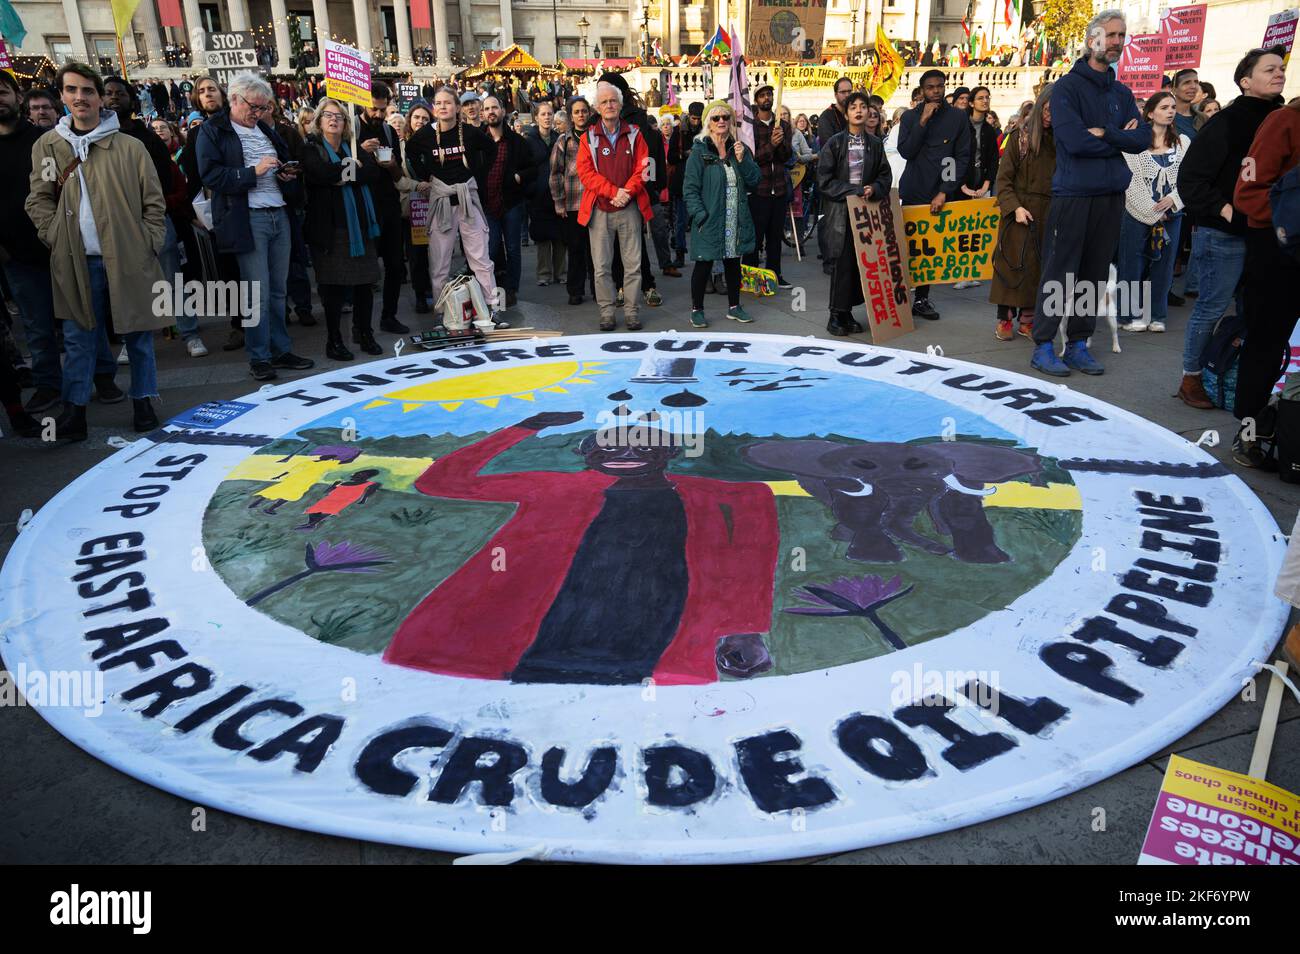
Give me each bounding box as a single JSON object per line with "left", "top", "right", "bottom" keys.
{"left": 1117, "top": 33, "right": 1168, "bottom": 98}
{"left": 1138, "top": 755, "right": 1300, "bottom": 865}
{"left": 1264, "top": 8, "right": 1299, "bottom": 55}
{"left": 1160, "top": 5, "right": 1206, "bottom": 70}
{"left": 324, "top": 40, "right": 372, "bottom": 107}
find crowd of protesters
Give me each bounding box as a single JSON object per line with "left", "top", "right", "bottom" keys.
{"left": 2, "top": 11, "right": 1298, "bottom": 473}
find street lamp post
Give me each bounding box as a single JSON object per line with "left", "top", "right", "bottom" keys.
{"left": 641, "top": 5, "right": 651, "bottom": 61}
{"left": 578, "top": 14, "right": 590, "bottom": 61}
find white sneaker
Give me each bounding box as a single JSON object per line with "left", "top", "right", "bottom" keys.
{"left": 117, "top": 345, "right": 130, "bottom": 364}
{"left": 953, "top": 280, "right": 982, "bottom": 289}
{"left": 1122, "top": 319, "right": 1149, "bottom": 332}
{"left": 186, "top": 337, "right": 209, "bottom": 357}
{"left": 1148, "top": 320, "right": 1165, "bottom": 333}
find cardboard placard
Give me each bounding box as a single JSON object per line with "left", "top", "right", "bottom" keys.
{"left": 747, "top": 0, "right": 827, "bottom": 63}
{"left": 1116, "top": 33, "right": 1168, "bottom": 98}
{"left": 901, "top": 197, "right": 1000, "bottom": 287}
{"left": 324, "top": 40, "right": 372, "bottom": 108}
{"left": 204, "top": 31, "right": 259, "bottom": 88}
{"left": 1160, "top": 5, "right": 1206, "bottom": 70}
{"left": 396, "top": 83, "right": 422, "bottom": 112}
{"left": 410, "top": 194, "right": 431, "bottom": 247}
{"left": 1264, "top": 8, "right": 1299, "bottom": 54}
{"left": 847, "top": 192, "right": 914, "bottom": 344}
{"left": 1138, "top": 755, "right": 1300, "bottom": 865}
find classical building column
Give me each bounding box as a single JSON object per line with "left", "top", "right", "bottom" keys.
{"left": 60, "top": 0, "right": 90, "bottom": 61}
{"left": 497, "top": 0, "right": 514, "bottom": 47}
{"left": 227, "top": 0, "right": 250, "bottom": 32}
{"left": 392, "top": 0, "right": 415, "bottom": 67}
{"left": 268, "top": 0, "right": 293, "bottom": 71}
{"left": 459, "top": 2, "right": 474, "bottom": 61}
{"left": 310, "top": 0, "right": 330, "bottom": 59}
{"left": 668, "top": 1, "right": 680, "bottom": 56}
{"left": 351, "top": 0, "right": 373, "bottom": 54}
{"left": 182, "top": 0, "right": 204, "bottom": 55}
{"left": 430, "top": 0, "right": 452, "bottom": 68}
{"left": 135, "top": 0, "right": 163, "bottom": 67}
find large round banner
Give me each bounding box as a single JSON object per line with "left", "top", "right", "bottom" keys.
{"left": 1, "top": 334, "right": 1287, "bottom": 863}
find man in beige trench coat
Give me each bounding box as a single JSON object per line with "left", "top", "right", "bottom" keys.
{"left": 26, "top": 61, "right": 169, "bottom": 441}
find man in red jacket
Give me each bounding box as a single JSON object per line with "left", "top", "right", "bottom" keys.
{"left": 384, "top": 411, "right": 780, "bottom": 686}
{"left": 576, "top": 81, "right": 652, "bottom": 331}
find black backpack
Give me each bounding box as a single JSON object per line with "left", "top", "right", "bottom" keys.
{"left": 1199, "top": 313, "right": 1246, "bottom": 413}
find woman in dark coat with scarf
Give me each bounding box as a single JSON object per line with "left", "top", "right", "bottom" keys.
{"left": 817, "top": 92, "right": 892, "bottom": 336}
{"left": 302, "top": 98, "right": 385, "bottom": 361}
{"left": 524, "top": 101, "right": 566, "bottom": 285}
{"left": 988, "top": 83, "right": 1055, "bottom": 341}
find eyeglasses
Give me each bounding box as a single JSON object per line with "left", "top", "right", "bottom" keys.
{"left": 319, "top": 110, "right": 345, "bottom": 121}
{"left": 711, "top": 115, "right": 730, "bottom": 123}
{"left": 240, "top": 97, "right": 272, "bottom": 115}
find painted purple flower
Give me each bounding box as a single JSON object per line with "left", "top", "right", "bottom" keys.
{"left": 247, "top": 540, "right": 391, "bottom": 607}
{"left": 785, "top": 574, "right": 914, "bottom": 650}
{"left": 307, "top": 540, "right": 389, "bottom": 572}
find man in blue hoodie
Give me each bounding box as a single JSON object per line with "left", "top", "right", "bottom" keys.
{"left": 1031, "top": 10, "right": 1149, "bottom": 377}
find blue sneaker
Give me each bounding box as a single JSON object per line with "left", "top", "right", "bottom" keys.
{"left": 1063, "top": 340, "right": 1104, "bottom": 375}
{"left": 1030, "top": 342, "right": 1070, "bottom": 377}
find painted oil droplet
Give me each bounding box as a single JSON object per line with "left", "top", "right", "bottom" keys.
{"left": 607, "top": 389, "right": 633, "bottom": 401}
{"left": 612, "top": 404, "right": 632, "bottom": 417}
{"left": 637, "top": 411, "right": 661, "bottom": 422}
{"left": 662, "top": 389, "right": 707, "bottom": 408}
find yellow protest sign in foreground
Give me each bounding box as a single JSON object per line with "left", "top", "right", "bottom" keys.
{"left": 1138, "top": 754, "right": 1299, "bottom": 864}
{"left": 901, "top": 197, "right": 1001, "bottom": 287}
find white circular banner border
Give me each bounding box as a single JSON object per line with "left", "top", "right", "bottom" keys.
{"left": 0, "top": 333, "right": 1285, "bottom": 864}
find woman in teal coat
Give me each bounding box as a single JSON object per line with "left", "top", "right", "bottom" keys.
{"left": 682, "top": 101, "right": 761, "bottom": 327}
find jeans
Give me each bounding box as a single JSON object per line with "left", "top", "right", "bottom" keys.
{"left": 2, "top": 258, "right": 61, "bottom": 391}
{"left": 158, "top": 217, "right": 200, "bottom": 341}
{"left": 63, "top": 256, "right": 158, "bottom": 405}
{"left": 1116, "top": 213, "right": 1181, "bottom": 325}
{"left": 1181, "top": 228, "right": 1247, "bottom": 374}
{"left": 647, "top": 202, "right": 672, "bottom": 270}
{"left": 235, "top": 207, "right": 293, "bottom": 364}
{"left": 486, "top": 202, "right": 524, "bottom": 294}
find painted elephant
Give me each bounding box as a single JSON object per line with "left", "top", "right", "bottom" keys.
{"left": 743, "top": 439, "right": 1044, "bottom": 564}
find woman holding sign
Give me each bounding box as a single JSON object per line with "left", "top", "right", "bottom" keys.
{"left": 989, "top": 83, "right": 1055, "bottom": 341}
{"left": 816, "top": 91, "right": 892, "bottom": 337}
{"left": 301, "top": 98, "right": 385, "bottom": 361}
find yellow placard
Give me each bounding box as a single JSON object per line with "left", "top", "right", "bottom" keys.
{"left": 901, "top": 197, "right": 1001, "bottom": 287}
{"left": 323, "top": 40, "right": 372, "bottom": 108}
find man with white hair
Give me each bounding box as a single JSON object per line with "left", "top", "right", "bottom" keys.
{"left": 1029, "top": 9, "right": 1147, "bottom": 378}
{"left": 576, "top": 81, "right": 652, "bottom": 331}
{"left": 198, "top": 72, "right": 314, "bottom": 381}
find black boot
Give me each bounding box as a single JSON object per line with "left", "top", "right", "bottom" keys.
{"left": 54, "top": 403, "right": 88, "bottom": 442}
{"left": 325, "top": 334, "right": 354, "bottom": 361}
{"left": 132, "top": 397, "right": 159, "bottom": 433}
{"left": 826, "top": 311, "right": 851, "bottom": 336}
{"left": 5, "top": 405, "right": 41, "bottom": 438}
{"left": 379, "top": 316, "right": 409, "bottom": 334}
{"left": 353, "top": 327, "right": 383, "bottom": 356}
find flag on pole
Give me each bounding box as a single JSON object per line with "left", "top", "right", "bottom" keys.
{"left": 410, "top": 0, "right": 431, "bottom": 31}
{"left": 869, "top": 27, "right": 904, "bottom": 102}
{"left": 699, "top": 25, "right": 733, "bottom": 63}
{"left": 728, "top": 24, "right": 754, "bottom": 153}
{"left": 0, "top": 0, "right": 27, "bottom": 48}
{"left": 110, "top": 0, "right": 142, "bottom": 39}
{"left": 157, "top": 0, "right": 183, "bottom": 29}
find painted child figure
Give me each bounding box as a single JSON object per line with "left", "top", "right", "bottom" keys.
{"left": 296, "top": 469, "right": 382, "bottom": 531}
